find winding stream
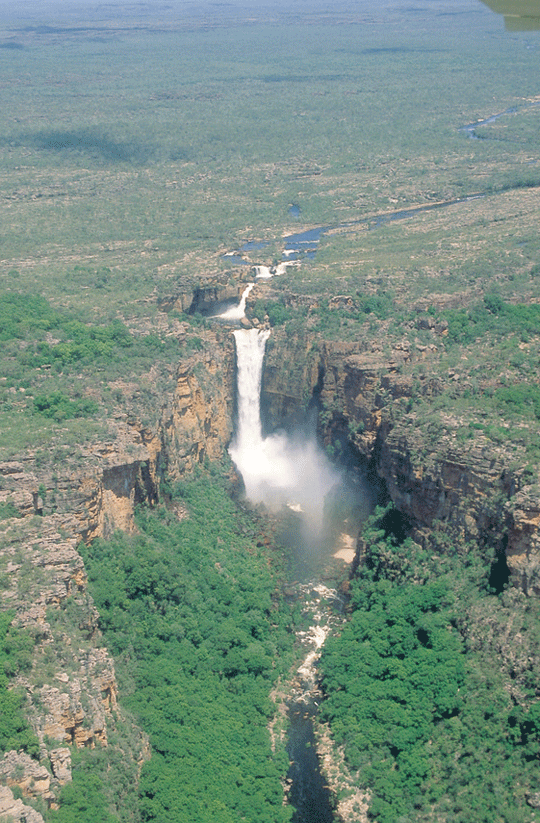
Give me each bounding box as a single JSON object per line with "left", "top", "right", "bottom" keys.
{"left": 286, "top": 584, "right": 344, "bottom": 823}
{"left": 223, "top": 195, "right": 485, "bottom": 268}
{"left": 227, "top": 307, "right": 368, "bottom": 821}
{"left": 221, "top": 102, "right": 540, "bottom": 271}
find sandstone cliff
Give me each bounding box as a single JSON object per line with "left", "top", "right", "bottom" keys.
{"left": 261, "top": 327, "right": 540, "bottom": 595}
{"left": 0, "top": 320, "right": 236, "bottom": 815}
{"left": 2, "top": 280, "right": 540, "bottom": 818}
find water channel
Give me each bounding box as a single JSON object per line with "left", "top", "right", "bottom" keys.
{"left": 216, "top": 104, "right": 530, "bottom": 812}
{"left": 220, "top": 279, "right": 371, "bottom": 821}
{"left": 220, "top": 99, "right": 540, "bottom": 274}
{"left": 222, "top": 193, "right": 484, "bottom": 270}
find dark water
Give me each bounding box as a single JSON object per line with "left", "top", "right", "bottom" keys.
{"left": 460, "top": 99, "right": 540, "bottom": 138}
{"left": 241, "top": 239, "right": 270, "bottom": 251}
{"left": 287, "top": 702, "right": 336, "bottom": 823}
{"left": 225, "top": 195, "right": 486, "bottom": 266}
{"left": 280, "top": 504, "right": 356, "bottom": 823}
{"left": 369, "top": 195, "right": 483, "bottom": 229}
{"left": 281, "top": 225, "right": 331, "bottom": 262}
{"left": 222, "top": 252, "right": 251, "bottom": 265}
{"left": 460, "top": 105, "right": 518, "bottom": 138}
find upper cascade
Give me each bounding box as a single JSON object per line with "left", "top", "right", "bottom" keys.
{"left": 217, "top": 283, "right": 255, "bottom": 320}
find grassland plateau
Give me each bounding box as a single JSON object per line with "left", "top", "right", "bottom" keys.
{"left": 1, "top": 1, "right": 540, "bottom": 821}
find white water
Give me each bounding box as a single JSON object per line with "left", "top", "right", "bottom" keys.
{"left": 229, "top": 328, "right": 339, "bottom": 540}
{"left": 254, "top": 265, "right": 273, "bottom": 279}
{"left": 228, "top": 327, "right": 354, "bottom": 821}
{"left": 254, "top": 261, "right": 299, "bottom": 279}
{"left": 217, "top": 283, "right": 254, "bottom": 320}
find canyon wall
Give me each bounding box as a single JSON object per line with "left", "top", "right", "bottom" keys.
{"left": 2, "top": 301, "right": 540, "bottom": 815}
{"left": 262, "top": 330, "right": 540, "bottom": 596}
{"left": 0, "top": 328, "right": 236, "bottom": 812}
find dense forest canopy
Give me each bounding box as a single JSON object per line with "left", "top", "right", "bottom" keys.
{"left": 1, "top": 0, "right": 540, "bottom": 821}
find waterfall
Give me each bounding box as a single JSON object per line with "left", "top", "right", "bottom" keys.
{"left": 229, "top": 328, "right": 338, "bottom": 540}
{"left": 229, "top": 328, "right": 270, "bottom": 482}
{"left": 229, "top": 328, "right": 359, "bottom": 823}
{"left": 217, "top": 283, "right": 255, "bottom": 320}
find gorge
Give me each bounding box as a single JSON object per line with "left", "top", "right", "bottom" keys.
{"left": 228, "top": 320, "right": 350, "bottom": 822}
{"left": 1, "top": 0, "right": 540, "bottom": 820}
{"left": 2, "top": 271, "right": 540, "bottom": 822}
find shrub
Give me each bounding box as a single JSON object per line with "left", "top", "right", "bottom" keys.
{"left": 33, "top": 392, "right": 99, "bottom": 421}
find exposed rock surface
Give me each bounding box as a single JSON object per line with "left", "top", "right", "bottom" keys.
{"left": 0, "top": 752, "right": 52, "bottom": 801}
{"left": 0, "top": 785, "right": 45, "bottom": 823}
{"left": 0, "top": 336, "right": 234, "bottom": 545}
{"left": 158, "top": 273, "right": 246, "bottom": 315}
{"left": 0, "top": 326, "right": 235, "bottom": 810}
{"left": 505, "top": 487, "right": 540, "bottom": 597}
{"left": 2, "top": 287, "right": 540, "bottom": 817}
{"left": 262, "top": 333, "right": 540, "bottom": 594}
{"left": 0, "top": 515, "right": 89, "bottom": 626}
{"left": 32, "top": 647, "right": 117, "bottom": 748}
{"left": 48, "top": 749, "right": 71, "bottom": 785}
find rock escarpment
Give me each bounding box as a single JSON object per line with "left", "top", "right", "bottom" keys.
{"left": 0, "top": 333, "right": 234, "bottom": 538}
{"left": 0, "top": 785, "right": 45, "bottom": 823}
{"left": 0, "top": 512, "right": 126, "bottom": 809}
{"left": 0, "top": 323, "right": 235, "bottom": 813}
{"left": 2, "top": 284, "right": 540, "bottom": 816}
{"left": 262, "top": 330, "right": 540, "bottom": 594}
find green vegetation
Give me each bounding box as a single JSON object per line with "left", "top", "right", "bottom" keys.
{"left": 0, "top": 290, "right": 170, "bottom": 373}
{"left": 0, "top": 500, "right": 21, "bottom": 520}
{"left": 320, "top": 507, "right": 540, "bottom": 823}
{"left": 1, "top": 2, "right": 540, "bottom": 822}
{"left": 0, "top": 289, "right": 190, "bottom": 457}
{"left": 52, "top": 771, "right": 118, "bottom": 823}
{"left": 444, "top": 295, "right": 540, "bottom": 346}
{"left": 51, "top": 746, "right": 137, "bottom": 823}
{"left": 0, "top": 611, "right": 39, "bottom": 757}
{"left": 0, "top": 292, "right": 62, "bottom": 341}
{"left": 79, "top": 470, "right": 294, "bottom": 823}
{"left": 252, "top": 298, "right": 296, "bottom": 327}
{"left": 33, "top": 392, "right": 99, "bottom": 421}
{"left": 494, "top": 383, "right": 540, "bottom": 422}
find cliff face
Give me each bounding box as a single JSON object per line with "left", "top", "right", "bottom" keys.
{"left": 162, "top": 348, "right": 234, "bottom": 479}
{"left": 505, "top": 489, "right": 540, "bottom": 597}
{"left": 260, "top": 330, "right": 323, "bottom": 432}
{"left": 1, "top": 337, "right": 235, "bottom": 543}
{"left": 0, "top": 324, "right": 236, "bottom": 812}
{"left": 262, "top": 336, "right": 540, "bottom": 595}
{"left": 2, "top": 300, "right": 540, "bottom": 814}
{"left": 0, "top": 512, "right": 126, "bottom": 807}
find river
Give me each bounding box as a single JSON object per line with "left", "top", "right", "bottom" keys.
{"left": 227, "top": 319, "right": 370, "bottom": 822}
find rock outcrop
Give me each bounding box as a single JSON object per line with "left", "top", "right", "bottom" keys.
{"left": 0, "top": 752, "right": 53, "bottom": 803}
{"left": 0, "top": 334, "right": 235, "bottom": 545}
{"left": 2, "top": 283, "right": 540, "bottom": 816}
{"left": 261, "top": 334, "right": 540, "bottom": 594}
{"left": 0, "top": 323, "right": 236, "bottom": 811}
{"left": 162, "top": 348, "right": 234, "bottom": 479}
{"left": 0, "top": 785, "right": 45, "bottom": 823}
{"left": 505, "top": 487, "right": 540, "bottom": 597}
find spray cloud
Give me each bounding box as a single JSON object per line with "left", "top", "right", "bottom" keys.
{"left": 229, "top": 328, "right": 339, "bottom": 544}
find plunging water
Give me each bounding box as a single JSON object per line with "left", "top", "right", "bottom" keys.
{"left": 229, "top": 328, "right": 339, "bottom": 547}
{"left": 229, "top": 327, "right": 345, "bottom": 822}
{"left": 217, "top": 283, "right": 254, "bottom": 320}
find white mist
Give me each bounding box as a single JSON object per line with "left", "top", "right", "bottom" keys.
{"left": 229, "top": 328, "right": 339, "bottom": 542}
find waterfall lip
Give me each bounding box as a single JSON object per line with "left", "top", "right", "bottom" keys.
{"left": 214, "top": 282, "right": 255, "bottom": 320}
